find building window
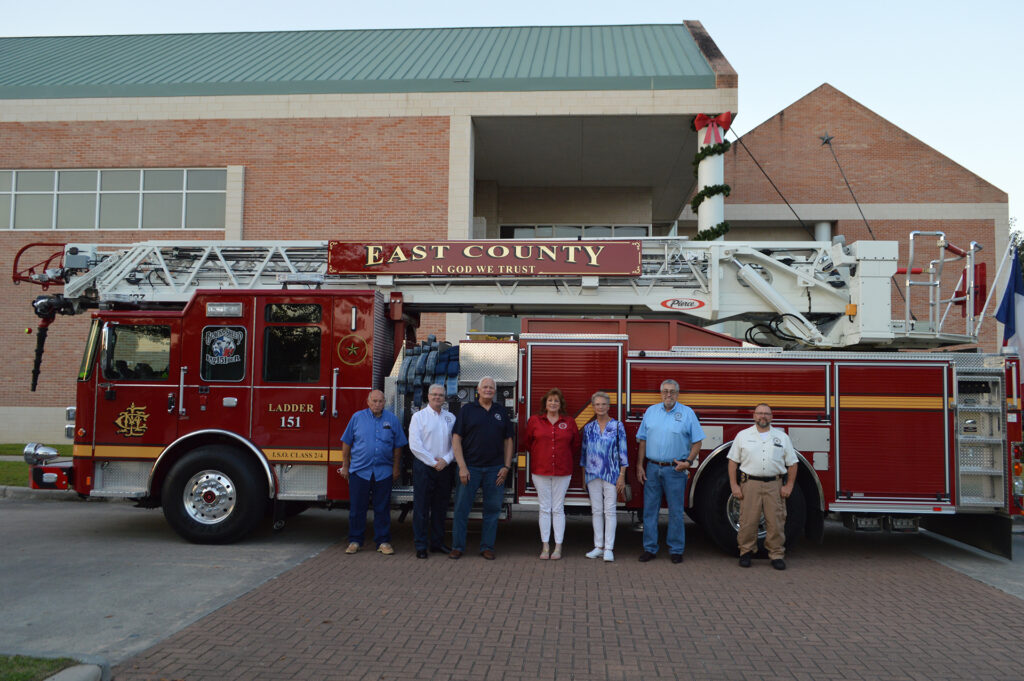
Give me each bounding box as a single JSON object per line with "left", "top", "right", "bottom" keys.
{"left": 500, "top": 224, "right": 652, "bottom": 239}
{"left": 1, "top": 168, "right": 227, "bottom": 230}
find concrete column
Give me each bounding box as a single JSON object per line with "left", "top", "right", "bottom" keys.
{"left": 814, "top": 221, "right": 832, "bottom": 242}
{"left": 224, "top": 165, "right": 245, "bottom": 240}
{"left": 446, "top": 115, "right": 475, "bottom": 343}
{"left": 696, "top": 129, "right": 724, "bottom": 234}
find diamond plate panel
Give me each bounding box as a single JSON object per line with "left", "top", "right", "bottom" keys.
{"left": 93, "top": 461, "right": 150, "bottom": 496}
{"left": 959, "top": 473, "right": 1005, "bottom": 506}
{"left": 458, "top": 342, "right": 518, "bottom": 383}
{"left": 275, "top": 464, "right": 327, "bottom": 499}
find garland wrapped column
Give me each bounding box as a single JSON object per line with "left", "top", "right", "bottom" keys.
{"left": 692, "top": 112, "right": 732, "bottom": 240}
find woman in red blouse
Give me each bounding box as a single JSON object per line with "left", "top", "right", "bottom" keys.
{"left": 525, "top": 388, "right": 580, "bottom": 560}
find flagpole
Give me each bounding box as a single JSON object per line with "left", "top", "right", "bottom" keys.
{"left": 975, "top": 243, "right": 1015, "bottom": 336}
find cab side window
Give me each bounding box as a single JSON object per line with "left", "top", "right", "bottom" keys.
{"left": 103, "top": 325, "right": 171, "bottom": 381}
{"left": 263, "top": 304, "right": 321, "bottom": 383}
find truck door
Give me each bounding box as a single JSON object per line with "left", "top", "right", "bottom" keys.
{"left": 250, "top": 296, "right": 334, "bottom": 496}
{"left": 92, "top": 317, "right": 181, "bottom": 482}
{"left": 178, "top": 298, "right": 253, "bottom": 440}
{"left": 523, "top": 341, "right": 624, "bottom": 507}
{"left": 834, "top": 362, "right": 950, "bottom": 504}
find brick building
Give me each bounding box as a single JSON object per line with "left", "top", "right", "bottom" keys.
{"left": 0, "top": 28, "right": 1008, "bottom": 442}
{"left": 677, "top": 83, "right": 1009, "bottom": 348}
{"left": 0, "top": 24, "right": 737, "bottom": 439}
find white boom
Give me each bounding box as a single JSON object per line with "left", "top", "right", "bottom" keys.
{"left": 25, "top": 234, "right": 984, "bottom": 349}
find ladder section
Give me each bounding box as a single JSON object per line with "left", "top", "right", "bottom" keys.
{"left": 954, "top": 369, "right": 1007, "bottom": 508}
{"left": 19, "top": 237, "right": 983, "bottom": 349}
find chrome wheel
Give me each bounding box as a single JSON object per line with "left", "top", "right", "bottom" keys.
{"left": 726, "top": 494, "right": 766, "bottom": 538}
{"left": 183, "top": 469, "right": 236, "bottom": 525}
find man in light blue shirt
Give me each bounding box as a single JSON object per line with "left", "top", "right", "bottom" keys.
{"left": 340, "top": 390, "right": 408, "bottom": 556}
{"left": 636, "top": 379, "right": 704, "bottom": 563}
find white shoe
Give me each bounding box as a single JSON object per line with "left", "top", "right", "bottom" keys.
{"left": 603, "top": 550, "right": 614, "bottom": 562}
{"left": 585, "top": 547, "right": 604, "bottom": 559}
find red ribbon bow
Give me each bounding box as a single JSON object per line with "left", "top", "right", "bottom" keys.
{"left": 694, "top": 111, "right": 733, "bottom": 145}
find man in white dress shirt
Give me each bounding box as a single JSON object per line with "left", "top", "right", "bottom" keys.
{"left": 727, "top": 403, "right": 799, "bottom": 570}
{"left": 408, "top": 383, "right": 457, "bottom": 559}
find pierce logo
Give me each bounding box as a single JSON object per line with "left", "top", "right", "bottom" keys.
{"left": 660, "top": 298, "right": 706, "bottom": 311}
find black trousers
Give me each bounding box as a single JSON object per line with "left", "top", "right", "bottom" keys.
{"left": 412, "top": 458, "right": 453, "bottom": 550}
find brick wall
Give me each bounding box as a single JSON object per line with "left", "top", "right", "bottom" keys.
{"left": 723, "top": 84, "right": 1008, "bottom": 352}
{"left": 726, "top": 84, "right": 1006, "bottom": 205}
{"left": 1, "top": 116, "right": 451, "bottom": 410}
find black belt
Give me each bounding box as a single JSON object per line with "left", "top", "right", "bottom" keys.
{"left": 647, "top": 460, "right": 676, "bottom": 467}
{"left": 741, "top": 473, "right": 781, "bottom": 483}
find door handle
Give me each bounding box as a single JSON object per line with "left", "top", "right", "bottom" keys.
{"left": 320, "top": 394, "right": 327, "bottom": 416}
{"left": 167, "top": 392, "right": 175, "bottom": 413}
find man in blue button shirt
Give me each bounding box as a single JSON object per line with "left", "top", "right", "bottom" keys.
{"left": 340, "top": 390, "right": 408, "bottom": 556}
{"left": 636, "top": 379, "right": 704, "bottom": 563}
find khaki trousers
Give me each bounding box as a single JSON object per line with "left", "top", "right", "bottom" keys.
{"left": 737, "top": 477, "right": 787, "bottom": 559}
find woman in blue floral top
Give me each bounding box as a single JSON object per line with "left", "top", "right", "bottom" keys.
{"left": 579, "top": 391, "right": 628, "bottom": 562}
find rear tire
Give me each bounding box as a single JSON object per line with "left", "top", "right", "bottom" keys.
{"left": 162, "top": 446, "right": 268, "bottom": 544}
{"left": 696, "top": 466, "right": 806, "bottom": 556}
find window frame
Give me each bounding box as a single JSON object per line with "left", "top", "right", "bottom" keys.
{"left": 2, "top": 168, "right": 227, "bottom": 231}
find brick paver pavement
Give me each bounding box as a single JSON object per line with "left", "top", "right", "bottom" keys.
{"left": 113, "top": 515, "right": 1023, "bottom": 680}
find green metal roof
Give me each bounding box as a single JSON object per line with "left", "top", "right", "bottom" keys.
{"left": 0, "top": 24, "right": 718, "bottom": 99}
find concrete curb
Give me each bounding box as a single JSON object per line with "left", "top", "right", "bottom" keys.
{"left": 46, "top": 664, "right": 105, "bottom": 681}
{"left": 0, "top": 486, "right": 127, "bottom": 502}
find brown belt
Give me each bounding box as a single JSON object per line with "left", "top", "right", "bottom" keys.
{"left": 647, "top": 460, "right": 676, "bottom": 467}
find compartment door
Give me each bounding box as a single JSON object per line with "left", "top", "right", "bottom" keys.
{"left": 835, "top": 363, "right": 949, "bottom": 501}
{"left": 522, "top": 342, "right": 623, "bottom": 505}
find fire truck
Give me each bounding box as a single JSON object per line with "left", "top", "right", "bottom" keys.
{"left": 13, "top": 233, "right": 1023, "bottom": 556}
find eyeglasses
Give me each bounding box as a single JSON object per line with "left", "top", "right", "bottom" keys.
{"left": 660, "top": 390, "right": 678, "bottom": 395}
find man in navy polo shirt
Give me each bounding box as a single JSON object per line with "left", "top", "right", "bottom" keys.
{"left": 340, "top": 389, "right": 408, "bottom": 556}
{"left": 449, "top": 376, "right": 515, "bottom": 560}
{"left": 636, "top": 379, "right": 704, "bottom": 564}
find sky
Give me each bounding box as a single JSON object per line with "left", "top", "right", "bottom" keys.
{"left": 2, "top": 0, "right": 1021, "bottom": 230}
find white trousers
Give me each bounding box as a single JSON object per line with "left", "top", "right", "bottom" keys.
{"left": 534, "top": 474, "right": 571, "bottom": 543}
{"left": 587, "top": 479, "right": 618, "bottom": 550}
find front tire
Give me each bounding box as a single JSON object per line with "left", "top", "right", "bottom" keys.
{"left": 696, "top": 466, "right": 806, "bottom": 556}
{"left": 162, "top": 446, "right": 268, "bottom": 544}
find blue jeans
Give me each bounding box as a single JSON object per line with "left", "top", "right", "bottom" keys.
{"left": 642, "top": 463, "right": 688, "bottom": 555}
{"left": 348, "top": 472, "right": 393, "bottom": 546}
{"left": 412, "top": 459, "right": 453, "bottom": 550}
{"left": 452, "top": 464, "right": 504, "bottom": 553}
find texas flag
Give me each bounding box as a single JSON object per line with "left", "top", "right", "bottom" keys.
{"left": 995, "top": 248, "right": 1024, "bottom": 358}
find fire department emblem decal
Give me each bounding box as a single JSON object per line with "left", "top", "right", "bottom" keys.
{"left": 114, "top": 403, "right": 150, "bottom": 437}
{"left": 336, "top": 334, "right": 368, "bottom": 365}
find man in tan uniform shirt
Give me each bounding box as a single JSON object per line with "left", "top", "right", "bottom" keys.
{"left": 727, "top": 403, "right": 798, "bottom": 570}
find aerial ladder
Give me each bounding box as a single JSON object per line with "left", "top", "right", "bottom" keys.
{"left": 13, "top": 232, "right": 989, "bottom": 388}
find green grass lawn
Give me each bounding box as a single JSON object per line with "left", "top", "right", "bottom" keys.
{"left": 0, "top": 654, "right": 76, "bottom": 681}
{"left": 0, "top": 444, "right": 72, "bottom": 457}
{"left": 0, "top": 460, "right": 31, "bottom": 487}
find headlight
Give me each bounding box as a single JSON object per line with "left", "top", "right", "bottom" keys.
{"left": 1014, "top": 477, "right": 1024, "bottom": 496}
{"left": 23, "top": 443, "right": 59, "bottom": 465}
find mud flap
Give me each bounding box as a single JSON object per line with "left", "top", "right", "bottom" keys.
{"left": 920, "top": 514, "right": 1013, "bottom": 559}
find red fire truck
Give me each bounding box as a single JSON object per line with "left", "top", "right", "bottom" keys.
{"left": 14, "top": 235, "right": 1024, "bottom": 555}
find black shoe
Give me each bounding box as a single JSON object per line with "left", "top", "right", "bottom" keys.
{"left": 416, "top": 549, "right": 428, "bottom": 559}
{"left": 739, "top": 552, "right": 753, "bottom": 568}
{"left": 670, "top": 553, "right": 683, "bottom": 564}
{"left": 430, "top": 544, "right": 452, "bottom": 554}
{"left": 771, "top": 558, "right": 786, "bottom": 570}
{"left": 638, "top": 551, "right": 656, "bottom": 562}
